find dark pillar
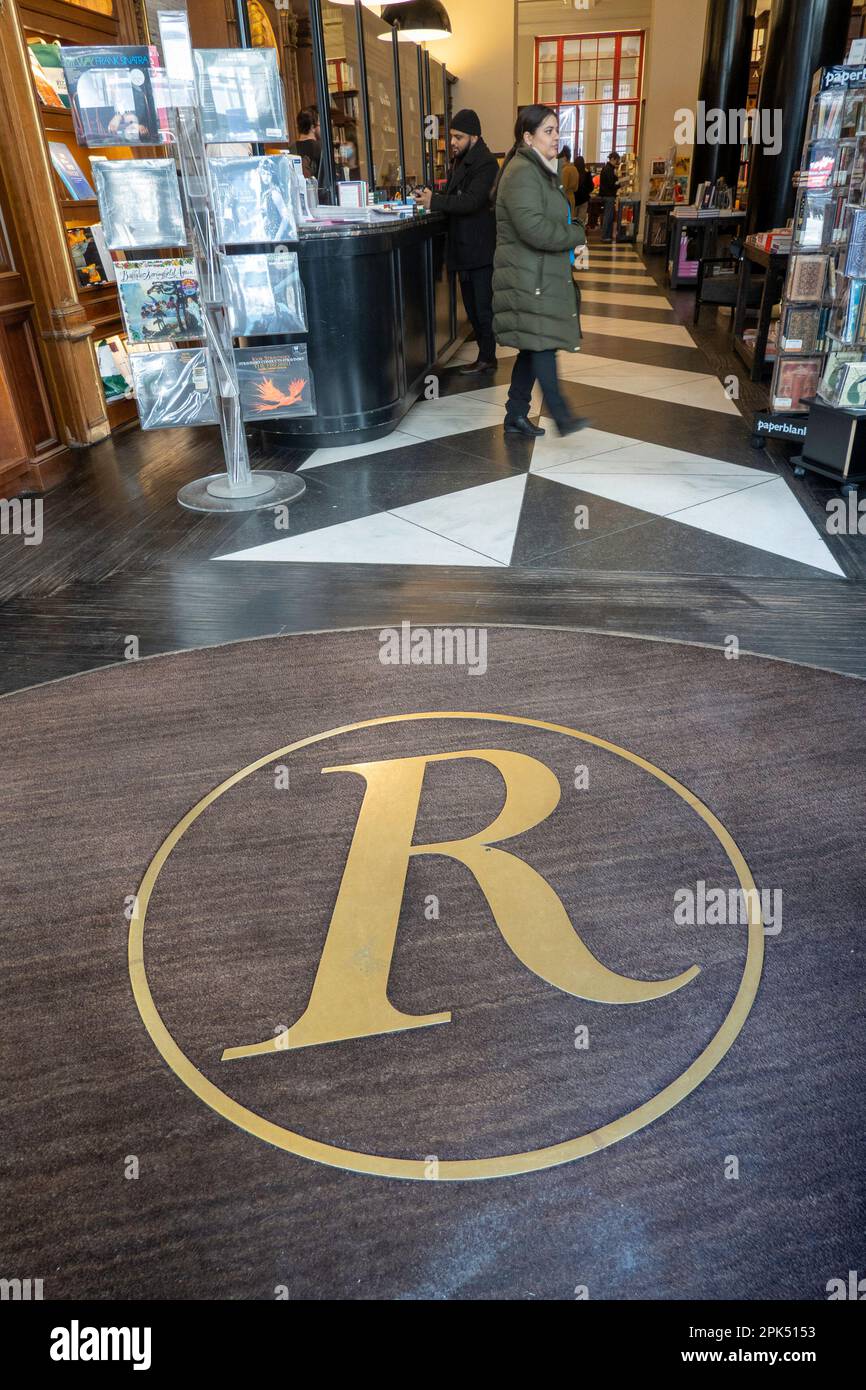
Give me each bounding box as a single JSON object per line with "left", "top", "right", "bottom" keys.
{"left": 690, "top": 0, "right": 756, "bottom": 198}
{"left": 747, "top": 0, "right": 854, "bottom": 235}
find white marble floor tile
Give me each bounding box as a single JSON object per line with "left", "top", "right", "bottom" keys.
{"left": 576, "top": 288, "right": 672, "bottom": 308}
{"left": 580, "top": 315, "right": 697, "bottom": 347}
{"left": 643, "top": 378, "right": 742, "bottom": 415}
{"left": 392, "top": 474, "right": 528, "bottom": 564}
{"left": 298, "top": 429, "right": 424, "bottom": 471}
{"left": 541, "top": 470, "right": 769, "bottom": 515}
{"left": 539, "top": 436, "right": 775, "bottom": 479}
{"left": 673, "top": 478, "right": 845, "bottom": 576}
{"left": 400, "top": 396, "right": 505, "bottom": 440}
{"left": 215, "top": 509, "right": 505, "bottom": 567}
{"left": 529, "top": 426, "right": 642, "bottom": 472}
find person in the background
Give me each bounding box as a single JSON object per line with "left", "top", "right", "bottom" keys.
{"left": 599, "top": 150, "right": 621, "bottom": 242}
{"left": 559, "top": 145, "right": 579, "bottom": 214}
{"left": 416, "top": 109, "right": 499, "bottom": 375}
{"left": 574, "top": 154, "right": 594, "bottom": 227}
{"left": 294, "top": 108, "right": 322, "bottom": 180}
{"left": 492, "top": 105, "right": 587, "bottom": 439}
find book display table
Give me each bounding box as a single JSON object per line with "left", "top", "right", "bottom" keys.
{"left": 667, "top": 208, "right": 746, "bottom": 288}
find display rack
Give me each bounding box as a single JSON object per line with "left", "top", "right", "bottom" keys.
{"left": 769, "top": 64, "right": 866, "bottom": 490}
{"left": 62, "top": 20, "right": 312, "bottom": 513}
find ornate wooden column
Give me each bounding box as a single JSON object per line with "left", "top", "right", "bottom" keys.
{"left": 0, "top": 0, "right": 109, "bottom": 454}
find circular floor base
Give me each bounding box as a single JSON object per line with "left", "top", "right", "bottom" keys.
{"left": 178, "top": 470, "right": 306, "bottom": 512}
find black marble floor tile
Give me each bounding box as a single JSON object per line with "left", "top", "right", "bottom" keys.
{"left": 510, "top": 473, "right": 658, "bottom": 566}
{"left": 576, "top": 333, "right": 711, "bottom": 375}
{"left": 578, "top": 278, "right": 665, "bottom": 296}
{"left": 529, "top": 495, "right": 844, "bottom": 582}
{"left": 216, "top": 436, "right": 532, "bottom": 559}
{"left": 578, "top": 300, "right": 679, "bottom": 324}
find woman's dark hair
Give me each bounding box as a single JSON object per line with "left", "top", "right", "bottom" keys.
{"left": 575, "top": 155, "right": 587, "bottom": 175}
{"left": 492, "top": 105, "right": 558, "bottom": 201}
{"left": 560, "top": 145, "right": 571, "bottom": 162}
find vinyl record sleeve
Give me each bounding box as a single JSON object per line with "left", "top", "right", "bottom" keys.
{"left": 235, "top": 344, "right": 315, "bottom": 420}
{"left": 93, "top": 159, "right": 185, "bottom": 250}
{"left": 220, "top": 253, "right": 306, "bottom": 336}
{"left": 60, "top": 45, "right": 170, "bottom": 147}
{"left": 208, "top": 155, "right": 297, "bottom": 245}
{"left": 116, "top": 258, "right": 202, "bottom": 343}
{"left": 194, "top": 49, "right": 287, "bottom": 144}
{"left": 130, "top": 347, "right": 218, "bottom": 429}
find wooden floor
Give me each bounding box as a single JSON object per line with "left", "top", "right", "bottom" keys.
{"left": 2, "top": 243, "right": 866, "bottom": 692}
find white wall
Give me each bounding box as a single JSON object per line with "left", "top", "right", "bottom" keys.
{"left": 638, "top": 0, "right": 709, "bottom": 230}
{"left": 427, "top": 0, "right": 518, "bottom": 154}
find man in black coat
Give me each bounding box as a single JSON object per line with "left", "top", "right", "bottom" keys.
{"left": 417, "top": 109, "right": 499, "bottom": 375}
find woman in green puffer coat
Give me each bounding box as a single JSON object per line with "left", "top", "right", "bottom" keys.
{"left": 493, "top": 105, "right": 588, "bottom": 439}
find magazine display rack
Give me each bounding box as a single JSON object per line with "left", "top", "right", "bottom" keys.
{"left": 61, "top": 18, "right": 311, "bottom": 513}
{"left": 770, "top": 65, "right": 866, "bottom": 434}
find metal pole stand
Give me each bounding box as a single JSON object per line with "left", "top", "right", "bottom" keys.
{"left": 172, "top": 102, "right": 306, "bottom": 513}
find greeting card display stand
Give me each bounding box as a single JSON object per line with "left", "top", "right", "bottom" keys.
{"left": 62, "top": 21, "right": 308, "bottom": 514}
{"left": 171, "top": 99, "right": 305, "bottom": 513}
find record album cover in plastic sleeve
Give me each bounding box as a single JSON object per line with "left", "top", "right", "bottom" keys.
{"left": 60, "top": 45, "right": 170, "bottom": 147}
{"left": 94, "top": 159, "right": 185, "bottom": 250}
{"left": 130, "top": 347, "right": 218, "bottom": 429}
{"left": 194, "top": 49, "right": 287, "bottom": 144}
{"left": 235, "top": 344, "right": 315, "bottom": 419}
{"left": 209, "top": 155, "right": 297, "bottom": 245}
{"left": 221, "top": 253, "right": 306, "bottom": 336}
{"left": 116, "top": 258, "right": 202, "bottom": 343}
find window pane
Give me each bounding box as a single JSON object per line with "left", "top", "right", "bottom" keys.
{"left": 562, "top": 61, "right": 581, "bottom": 80}
{"left": 598, "top": 59, "right": 614, "bottom": 79}
{"left": 620, "top": 57, "right": 638, "bottom": 78}
{"left": 539, "top": 41, "right": 557, "bottom": 61}
{"left": 579, "top": 60, "right": 596, "bottom": 80}
{"left": 619, "top": 79, "right": 636, "bottom": 98}
{"left": 621, "top": 35, "right": 642, "bottom": 56}
{"left": 538, "top": 81, "right": 557, "bottom": 102}
{"left": 601, "top": 81, "right": 614, "bottom": 100}
{"left": 598, "top": 37, "right": 615, "bottom": 57}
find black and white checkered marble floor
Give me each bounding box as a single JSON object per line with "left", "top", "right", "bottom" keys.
{"left": 218, "top": 243, "right": 844, "bottom": 581}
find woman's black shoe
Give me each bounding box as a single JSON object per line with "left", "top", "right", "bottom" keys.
{"left": 505, "top": 417, "right": 546, "bottom": 437}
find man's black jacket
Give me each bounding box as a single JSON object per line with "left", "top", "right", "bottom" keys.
{"left": 599, "top": 162, "right": 620, "bottom": 197}
{"left": 430, "top": 138, "right": 498, "bottom": 271}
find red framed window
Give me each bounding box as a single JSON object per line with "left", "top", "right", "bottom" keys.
{"left": 534, "top": 31, "right": 645, "bottom": 161}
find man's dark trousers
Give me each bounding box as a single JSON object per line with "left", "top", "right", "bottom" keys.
{"left": 459, "top": 266, "right": 496, "bottom": 364}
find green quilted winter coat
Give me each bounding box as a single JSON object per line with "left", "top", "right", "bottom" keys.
{"left": 493, "top": 144, "right": 585, "bottom": 353}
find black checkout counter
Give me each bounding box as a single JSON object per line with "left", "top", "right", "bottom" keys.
{"left": 258, "top": 212, "right": 463, "bottom": 449}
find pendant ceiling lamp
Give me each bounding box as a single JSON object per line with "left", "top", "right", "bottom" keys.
{"left": 378, "top": 1, "right": 453, "bottom": 41}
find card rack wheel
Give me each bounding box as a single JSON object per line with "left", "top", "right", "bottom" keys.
{"left": 750, "top": 436, "right": 766, "bottom": 450}
{"left": 793, "top": 466, "right": 806, "bottom": 477}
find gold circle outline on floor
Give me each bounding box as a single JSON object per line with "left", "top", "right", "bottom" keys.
{"left": 128, "top": 711, "right": 765, "bottom": 1181}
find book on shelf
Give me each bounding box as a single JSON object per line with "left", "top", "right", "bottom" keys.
{"left": 116, "top": 258, "right": 202, "bottom": 344}
{"left": 844, "top": 205, "right": 866, "bottom": 276}
{"left": 771, "top": 357, "right": 822, "bottom": 412}
{"left": 779, "top": 303, "right": 829, "bottom": 354}
{"left": 220, "top": 253, "right": 307, "bottom": 337}
{"left": 48, "top": 142, "right": 96, "bottom": 200}
{"left": 27, "top": 40, "right": 69, "bottom": 109}
{"left": 129, "top": 347, "right": 219, "bottom": 429}
{"left": 29, "top": 47, "right": 66, "bottom": 109}
{"left": 788, "top": 253, "right": 829, "bottom": 301}
{"left": 194, "top": 50, "right": 287, "bottom": 144}
{"left": 235, "top": 344, "right": 315, "bottom": 420}
{"left": 59, "top": 46, "right": 170, "bottom": 148}
{"left": 65, "top": 224, "right": 115, "bottom": 287}
{"left": 94, "top": 333, "right": 133, "bottom": 402}
{"left": 819, "top": 349, "right": 866, "bottom": 408}
{"left": 208, "top": 155, "right": 297, "bottom": 245}
{"left": 93, "top": 159, "right": 185, "bottom": 250}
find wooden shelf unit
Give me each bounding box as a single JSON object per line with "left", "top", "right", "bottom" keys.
{"left": 20, "top": 0, "right": 152, "bottom": 434}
